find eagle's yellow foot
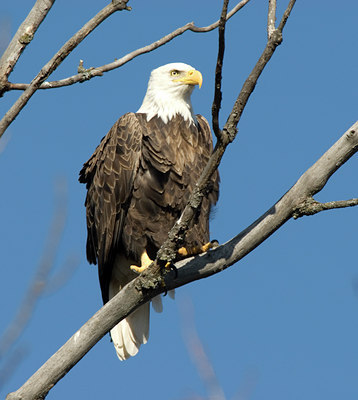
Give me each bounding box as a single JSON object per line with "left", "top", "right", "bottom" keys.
{"left": 130, "top": 251, "right": 153, "bottom": 274}
{"left": 178, "top": 240, "right": 219, "bottom": 257}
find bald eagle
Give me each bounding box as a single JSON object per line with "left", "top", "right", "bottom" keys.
{"left": 79, "top": 63, "right": 219, "bottom": 360}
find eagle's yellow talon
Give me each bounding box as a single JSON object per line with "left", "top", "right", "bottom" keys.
{"left": 177, "top": 247, "right": 188, "bottom": 257}
{"left": 177, "top": 241, "right": 218, "bottom": 258}
{"left": 130, "top": 264, "right": 147, "bottom": 273}
{"left": 201, "top": 241, "right": 213, "bottom": 252}
{"left": 130, "top": 250, "right": 153, "bottom": 274}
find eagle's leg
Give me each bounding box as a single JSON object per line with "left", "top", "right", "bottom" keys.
{"left": 130, "top": 251, "right": 153, "bottom": 274}
{"left": 178, "top": 240, "right": 219, "bottom": 257}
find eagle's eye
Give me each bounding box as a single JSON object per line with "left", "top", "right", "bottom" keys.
{"left": 170, "top": 70, "right": 180, "bottom": 77}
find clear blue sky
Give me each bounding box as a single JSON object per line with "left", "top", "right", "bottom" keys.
{"left": 1, "top": 1, "right": 357, "bottom": 399}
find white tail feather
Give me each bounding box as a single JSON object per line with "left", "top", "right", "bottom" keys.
{"left": 110, "top": 303, "right": 150, "bottom": 361}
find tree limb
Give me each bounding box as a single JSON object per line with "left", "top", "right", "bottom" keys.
{"left": 293, "top": 197, "right": 358, "bottom": 219}
{"left": 0, "top": 1, "right": 131, "bottom": 139}
{"left": 6, "top": 121, "right": 358, "bottom": 400}
{"left": 0, "top": 0, "right": 56, "bottom": 97}
{"left": 211, "top": 0, "right": 229, "bottom": 139}
{"left": 4, "top": 0, "right": 251, "bottom": 94}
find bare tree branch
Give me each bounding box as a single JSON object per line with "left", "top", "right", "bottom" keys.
{"left": 278, "top": 0, "right": 296, "bottom": 32}
{"left": 211, "top": 0, "right": 229, "bottom": 140}
{"left": 267, "top": 0, "right": 277, "bottom": 38}
{"left": 0, "top": 0, "right": 56, "bottom": 96}
{"left": 6, "top": 121, "right": 358, "bottom": 400}
{"left": 4, "top": 0, "right": 251, "bottom": 93}
{"left": 293, "top": 197, "right": 358, "bottom": 219}
{"left": 0, "top": 1, "right": 130, "bottom": 139}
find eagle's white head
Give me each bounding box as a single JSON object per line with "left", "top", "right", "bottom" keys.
{"left": 137, "top": 62, "right": 203, "bottom": 124}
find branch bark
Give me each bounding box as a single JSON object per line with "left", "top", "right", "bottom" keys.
{"left": 267, "top": 0, "right": 277, "bottom": 38}
{"left": 6, "top": 121, "right": 358, "bottom": 400}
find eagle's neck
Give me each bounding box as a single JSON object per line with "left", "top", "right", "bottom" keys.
{"left": 137, "top": 85, "right": 196, "bottom": 125}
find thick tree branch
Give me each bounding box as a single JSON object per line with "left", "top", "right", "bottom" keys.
{"left": 4, "top": 0, "right": 251, "bottom": 93}
{"left": 293, "top": 197, "right": 358, "bottom": 218}
{"left": 0, "top": 0, "right": 56, "bottom": 97}
{"left": 211, "top": 0, "right": 229, "bottom": 139}
{"left": 0, "top": 1, "right": 130, "bottom": 139}
{"left": 6, "top": 121, "right": 358, "bottom": 400}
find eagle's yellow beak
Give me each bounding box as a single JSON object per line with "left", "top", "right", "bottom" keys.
{"left": 174, "top": 69, "right": 203, "bottom": 88}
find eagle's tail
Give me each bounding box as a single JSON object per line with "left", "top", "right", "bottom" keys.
{"left": 108, "top": 254, "right": 150, "bottom": 360}
{"left": 110, "top": 303, "right": 150, "bottom": 361}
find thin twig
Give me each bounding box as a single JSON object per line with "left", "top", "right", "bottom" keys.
{"left": 267, "top": 0, "right": 277, "bottom": 38}
{"left": 293, "top": 197, "right": 358, "bottom": 219}
{"left": 0, "top": 1, "right": 130, "bottom": 139}
{"left": 5, "top": 0, "right": 251, "bottom": 93}
{"left": 278, "top": 0, "right": 296, "bottom": 32}
{"left": 211, "top": 0, "right": 229, "bottom": 139}
{"left": 6, "top": 121, "right": 358, "bottom": 400}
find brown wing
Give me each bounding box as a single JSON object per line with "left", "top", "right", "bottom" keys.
{"left": 79, "top": 113, "right": 142, "bottom": 300}
{"left": 119, "top": 113, "right": 219, "bottom": 259}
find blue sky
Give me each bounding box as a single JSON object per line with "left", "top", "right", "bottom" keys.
{"left": 0, "top": 1, "right": 357, "bottom": 399}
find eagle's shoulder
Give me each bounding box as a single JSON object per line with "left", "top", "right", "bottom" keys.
{"left": 79, "top": 112, "right": 142, "bottom": 188}
{"left": 196, "top": 114, "right": 210, "bottom": 133}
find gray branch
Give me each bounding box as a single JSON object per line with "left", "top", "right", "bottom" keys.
{"left": 6, "top": 121, "right": 358, "bottom": 400}
{"left": 267, "top": 0, "right": 277, "bottom": 38}
{"left": 0, "top": 0, "right": 56, "bottom": 96}
{"left": 293, "top": 197, "right": 358, "bottom": 218}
